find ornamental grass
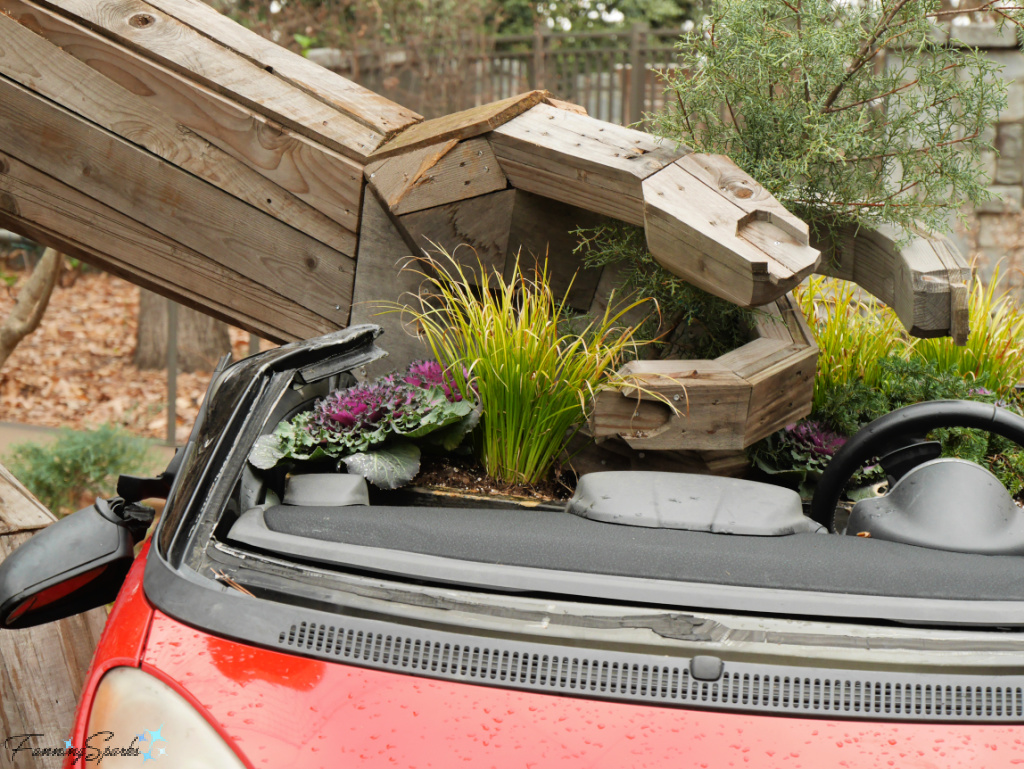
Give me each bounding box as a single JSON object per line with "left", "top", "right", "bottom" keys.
{"left": 406, "top": 251, "right": 653, "bottom": 486}
{"left": 910, "top": 265, "right": 1024, "bottom": 396}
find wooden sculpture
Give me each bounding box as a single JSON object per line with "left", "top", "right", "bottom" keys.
{"left": 0, "top": 0, "right": 971, "bottom": 453}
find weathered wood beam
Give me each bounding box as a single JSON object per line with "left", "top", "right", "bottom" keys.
{"left": 17, "top": 0, "right": 384, "bottom": 160}
{"left": 2, "top": 0, "right": 364, "bottom": 250}
{"left": 816, "top": 223, "right": 972, "bottom": 344}
{"left": 366, "top": 137, "right": 507, "bottom": 216}
{"left": 0, "top": 153, "right": 332, "bottom": 341}
{"left": 491, "top": 102, "right": 686, "bottom": 225}
{"left": 369, "top": 91, "right": 549, "bottom": 161}
{"left": 140, "top": 0, "right": 421, "bottom": 139}
{"left": 0, "top": 9, "right": 357, "bottom": 256}
{"left": 589, "top": 293, "right": 817, "bottom": 451}
{"left": 643, "top": 157, "right": 821, "bottom": 307}
{"left": 0, "top": 73, "right": 353, "bottom": 329}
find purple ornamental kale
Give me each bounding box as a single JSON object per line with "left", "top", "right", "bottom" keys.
{"left": 404, "top": 360, "right": 468, "bottom": 403}
{"left": 784, "top": 420, "right": 847, "bottom": 457}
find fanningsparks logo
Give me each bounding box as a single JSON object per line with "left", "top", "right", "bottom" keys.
{"left": 3, "top": 726, "right": 167, "bottom": 764}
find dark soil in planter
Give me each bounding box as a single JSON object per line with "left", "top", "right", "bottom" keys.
{"left": 368, "top": 455, "right": 575, "bottom": 512}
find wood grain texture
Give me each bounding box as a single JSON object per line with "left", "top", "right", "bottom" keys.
{"left": 591, "top": 360, "right": 753, "bottom": 451}
{"left": 0, "top": 153, "right": 330, "bottom": 341}
{"left": 490, "top": 103, "right": 687, "bottom": 225}
{"left": 349, "top": 189, "right": 429, "bottom": 377}
{"left": 815, "top": 223, "right": 972, "bottom": 341}
{"left": 24, "top": 0, "right": 384, "bottom": 159}
{"left": 0, "top": 9, "right": 357, "bottom": 255}
{"left": 399, "top": 189, "right": 515, "bottom": 275}
{"left": 2, "top": 0, "right": 364, "bottom": 247}
{"left": 505, "top": 190, "right": 603, "bottom": 311}
{"left": 369, "top": 91, "right": 549, "bottom": 161}
{"left": 368, "top": 138, "right": 508, "bottom": 216}
{"left": 643, "top": 160, "right": 819, "bottom": 307}
{"left": 0, "top": 461, "right": 54, "bottom": 535}
{"left": 0, "top": 467, "right": 107, "bottom": 768}
{"left": 543, "top": 96, "right": 587, "bottom": 115}
{"left": 0, "top": 74, "right": 354, "bottom": 326}
{"left": 141, "top": 0, "right": 421, "bottom": 138}
{"left": 589, "top": 293, "right": 817, "bottom": 452}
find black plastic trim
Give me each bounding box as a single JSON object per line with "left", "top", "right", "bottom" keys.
{"left": 143, "top": 549, "right": 1024, "bottom": 723}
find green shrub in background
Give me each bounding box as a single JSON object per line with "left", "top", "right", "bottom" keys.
{"left": 5, "top": 424, "right": 159, "bottom": 516}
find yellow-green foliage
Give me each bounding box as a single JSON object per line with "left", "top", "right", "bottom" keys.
{"left": 404, "top": 251, "right": 652, "bottom": 485}
{"left": 911, "top": 266, "right": 1024, "bottom": 395}
{"left": 794, "top": 275, "right": 907, "bottom": 412}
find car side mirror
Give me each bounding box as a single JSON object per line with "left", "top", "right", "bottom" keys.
{"left": 0, "top": 498, "right": 153, "bottom": 629}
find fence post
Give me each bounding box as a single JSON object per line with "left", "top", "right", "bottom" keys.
{"left": 532, "top": 21, "right": 545, "bottom": 90}
{"left": 166, "top": 298, "right": 177, "bottom": 447}
{"left": 629, "top": 22, "right": 648, "bottom": 125}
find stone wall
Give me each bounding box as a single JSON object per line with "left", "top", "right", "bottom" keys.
{"left": 946, "top": 22, "right": 1024, "bottom": 294}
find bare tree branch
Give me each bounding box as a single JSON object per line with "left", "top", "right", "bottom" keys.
{"left": 0, "top": 247, "right": 62, "bottom": 370}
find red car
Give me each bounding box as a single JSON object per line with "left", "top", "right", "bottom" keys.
{"left": 3, "top": 326, "right": 1024, "bottom": 768}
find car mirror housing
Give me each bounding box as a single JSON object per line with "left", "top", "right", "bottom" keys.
{"left": 0, "top": 498, "right": 153, "bottom": 629}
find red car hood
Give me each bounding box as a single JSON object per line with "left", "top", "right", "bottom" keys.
{"left": 140, "top": 611, "right": 1023, "bottom": 768}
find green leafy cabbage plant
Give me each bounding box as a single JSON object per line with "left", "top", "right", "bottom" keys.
{"left": 249, "top": 360, "right": 479, "bottom": 489}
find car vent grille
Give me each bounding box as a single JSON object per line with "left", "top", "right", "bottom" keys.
{"left": 278, "top": 620, "right": 1024, "bottom": 722}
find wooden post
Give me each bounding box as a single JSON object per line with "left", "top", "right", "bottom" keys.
{"left": 532, "top": 21, "right": 545, "bottom": 91}
{"left": 0, "top": 462, "right": 106, "bottom": 768}
{"left": 628, "top": 22, "right": 648, "bottom": 126}
{"left": 166, "top": 298, "right": 177, "bottom": 447}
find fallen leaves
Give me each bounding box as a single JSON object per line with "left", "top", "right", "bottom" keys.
{"left": 0, "top": 268, "right": 268, "bottom": 444}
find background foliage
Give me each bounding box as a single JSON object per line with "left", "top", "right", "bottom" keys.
{"left": 651, "top": 0, "right": 1018, "bottom": 238}
{"left": 4, "top": 425, "right": 158, "bottom": 516}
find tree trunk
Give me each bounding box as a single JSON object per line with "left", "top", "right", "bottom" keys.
{"left": 0, "top": 247, "right": 61, "bottom": 370}
{"left": 133, "top": 289, "right": 231, "bottom": 373}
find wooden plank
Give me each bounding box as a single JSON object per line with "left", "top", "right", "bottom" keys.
{"left": 496, "top": 156, "right": 646, "bottom": 226}
{"left": 0, "top": 10, "right": 356, "bottom": 256}
{"left": 349, "top": 189, "right": 430, "bottom": 378}
{"left": 23, "top": 0, "right": 384, "bottom": 160}
{"left": 0, "top": 153, "right": 335, "bottom": 341}
{"left": 2, "top": 0, "right": 364, "bottom": 246}
{"left": 505, "top": 190, "right": 604, "bottom": 311}
{"left": 490, "top": 103, "right": 687, "bottom": 225}
{"left": 1, "top": 466, "right": 107, "bottom": 769}
{"left": 0, "top": 74, "right": 354, "bottom": 326}
{"left": 714, "top": 337, "right": 793, "bottom": 379}
{"left": 677, "top": 154, "right": 809, "bottom": 248}
{"left": 369, "top": 91, "right": 549, "bottom": 161}
{"left": 643, "top": 160, "right": 819, "bottom": 307}
{"left": 369, "top": 138, "right": 508, "bottom": 216}
{"left": 365, "top": 141, "right": 458, "bottom": 211}
{"left": 928, "top": 234, "right": 972, "bottom": 345}
{"left": 543, "top": 96, "right": 587, "bottom": 115}
{"left": 741, "top": 346, "right": 817, "bottom": 446}
{"left": 141, "top": 0, "right": 421, "bottom": 138}
{"left": 492, "top": 102, "right": 687, "bottom": 187}
{"left": 399, "top": 189, "right": 516, "bottom": 276}
{"left": 591, "top": 360, "right": 752, "bottom": 451}
{"left": 816, "top": 223, "right": 972, "bottom": 340}
{"left": 0, "top": 461, "right": 54, "bottom": 535}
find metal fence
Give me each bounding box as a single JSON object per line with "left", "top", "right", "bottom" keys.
{"left": 327, "top": 24, "right": 684, "bottom": 124}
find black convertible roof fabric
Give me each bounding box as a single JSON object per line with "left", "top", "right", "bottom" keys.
{"left": 260, "top": 504, "right": 1024, "bottom": 603}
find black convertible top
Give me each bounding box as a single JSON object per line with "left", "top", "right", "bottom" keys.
{"left": 227, "top": 504, "right": 1024, "bottom": 624}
